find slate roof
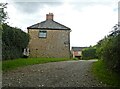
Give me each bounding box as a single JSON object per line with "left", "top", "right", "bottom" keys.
{"left": 27, "top": 19, "right": 71, "bottom": 30}
{"left": 72, "top": 47, "right": 87, "bottom": 51}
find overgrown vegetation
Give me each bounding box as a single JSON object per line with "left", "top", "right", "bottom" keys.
{"left": 2, "top": 58, "right": 70, "bottom": 72}
{"left": 96, "top": 24, "right": 120, "bottom": 73}
{"left": 81, "top": 24, "right": 120, "bottom": 74}
{"left": 0, "top": 3, "right": 7, "bottom": 61}
{"left": 0, "top": 3, "right": 8, "bottom": 23}
{"left": 92, "top": 60, "right": 120, "bottom": 87}
{"left": 1, "top": 3, "right": 30, "bottom": 60}
{"left": 91, "top": 24, "right": 120, "bottom": 86}
{"left": 82, "top": 47, "right": 98, "bottom": 60}
{"left": 73, "top": 57, "right": 79, "bottom": 60}
{"left": 91, "top": 24, "right": 120, "bottom": 87}
{"left": 2, "top": 24, "right": 30, "bottom": 60}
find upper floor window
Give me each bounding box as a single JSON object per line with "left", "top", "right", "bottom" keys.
{"left": 39, "top": 30, "right": 47, "bottom": 38}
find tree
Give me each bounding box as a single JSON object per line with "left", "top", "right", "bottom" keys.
{"left": 0, "top": 3, "right": 7, "bottom": 24}
{"left": 109, "top": 24, "right": 120, "bottom": 37}
{"left": 0, "top": 3, "right": 7, "bottom": 60}
{"left": 2, "top": 24, "right": 30, "bottom": 60}
{"left": 96, "top": 24, "right": 120, "bottom": 73}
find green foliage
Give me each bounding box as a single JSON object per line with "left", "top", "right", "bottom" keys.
{"left": 82, "top": 47, "right": 98, "bottom": 60}
{"left": 73, "top": 57, "right": 78, "bottom": 60}
{"left": 92, "top": 60, "right": 120, "bottom": 87}
{"left": 2, "top": 23, "right": 30, "bottom": 60}
{"left": 0, "top": 24, "right": 2, "bottom": 60}
{"left": 96, "top": 24, "right": 120, "bottom": 73}
{"left": 0, "top": 3, "right": 8, "bottom": 23}
{"left": 2, "top": 58, "right": 70, "bottom": 72}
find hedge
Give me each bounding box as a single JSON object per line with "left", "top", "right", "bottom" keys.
{"left": 82, "top": 47, "right": 98, "bottom": 60}
{"left": 2, "top": 23, "right": 30, "bottom": 60}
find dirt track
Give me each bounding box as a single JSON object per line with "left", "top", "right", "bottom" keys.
{"left": 2, "top": 60, "right": 107, "bottom": 87}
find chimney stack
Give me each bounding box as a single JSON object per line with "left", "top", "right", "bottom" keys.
{"left": 46, "top": 13, "right": 54, "bottom": 20}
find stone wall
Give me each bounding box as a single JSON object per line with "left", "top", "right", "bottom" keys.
{"left": 28, "top": 29, "right": 70, "bottom": 58}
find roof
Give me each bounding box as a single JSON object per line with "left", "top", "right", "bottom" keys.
{"left": 71, "top": 47, "right": 87, "bottom": 51}
{"left": 27, "top": 19, "right": 71, "bottom": 30}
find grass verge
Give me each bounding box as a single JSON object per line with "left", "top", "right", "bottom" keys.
{"left": 2, "top": 58, "right": 70, "bottom": 72}
{"left": 92, "top": 59, "right": 120, "bottom": 87}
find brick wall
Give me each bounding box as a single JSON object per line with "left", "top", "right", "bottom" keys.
{"left": 28, "top": 29, "right": 70, "bottom": 58}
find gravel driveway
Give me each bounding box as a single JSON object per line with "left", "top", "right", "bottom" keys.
{"left": 2, "top": 60, "right": 107, "bottom": 87}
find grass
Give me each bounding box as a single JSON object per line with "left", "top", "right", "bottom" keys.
{"left": 0, "top": 61, "right": 1, "bottom": 73}
{"left": 92, "top": 59, "right": 120, "bottom": 87}
{"left": 2, "top": 58, "right": 70, "bottom": 72}
{"left": 73, "top": 57, "right": 79, "bottom": 60}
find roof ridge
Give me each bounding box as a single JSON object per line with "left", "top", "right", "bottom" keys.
{"left": 27, "top": 19, "right": 71, "bottom": 30}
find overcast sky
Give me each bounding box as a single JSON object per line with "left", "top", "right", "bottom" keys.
{"left": 2, "top": 0, "right": 119, "bottom": 47}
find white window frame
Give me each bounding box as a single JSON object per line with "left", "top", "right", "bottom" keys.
{"left": 39, "top": 30, "right": 47, "bottom": 38}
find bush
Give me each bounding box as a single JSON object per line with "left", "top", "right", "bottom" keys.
{"left": 2, "top": 23, "right": 30, "bottom": 60}
{"left": 82, "top": 47, "right": 98, "bottom": 60}
{"left": 96, "top": 24, "right": 120, "bottom": 73}
{"left": 102, "top": 35, "right": 120, "bottom": 72}
{"left": 73, "top": 57, "right": 78, "bottom": 60}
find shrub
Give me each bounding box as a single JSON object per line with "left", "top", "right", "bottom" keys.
{"left": 96, "top": 24, "right": 120, "bottom": 73}
{"left": 2, "top": 23, "right": 30, "bottom": 60}
{"left": 102, "top": 35, "right": 120, "bottom": 73}
{"left": 73, "top": 57, "right": 78, "bottom": 60}
{"left": 82, "top": 47, "right": 98, "bottom": 60}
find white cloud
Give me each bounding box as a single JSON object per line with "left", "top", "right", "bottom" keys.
{"left": 69, "top": 4, "right": 117, "bottom": 47}
{"left": 6, "top": 1, "right": 118, "bottom": 47}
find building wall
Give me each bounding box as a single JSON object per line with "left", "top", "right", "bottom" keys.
{"left": 28, "top": 29, "right": 70, "bottom": 58}
{"left": 71, "top": 50, "right": 82, "bottom": 58}
{"left": 73, "top": 51, "right": 81, "bottom": 56}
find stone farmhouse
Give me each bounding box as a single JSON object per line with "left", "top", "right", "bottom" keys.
{"left": 27, "top": 13, "right": 71, "bottom": 58}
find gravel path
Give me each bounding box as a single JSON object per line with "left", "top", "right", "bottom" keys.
{"left": 2, "top": 60, "right": 107, "bottom": 87}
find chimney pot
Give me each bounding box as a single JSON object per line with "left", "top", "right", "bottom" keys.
{"left": 46, "top": 13, "right": 54, "bottom": 20}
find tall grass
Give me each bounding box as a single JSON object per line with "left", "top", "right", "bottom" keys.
{"left": 2, "top": 58, "right": 69, "bottom": 72}
{"left": 92, "top": 60, "right": 120, "bottom": 87}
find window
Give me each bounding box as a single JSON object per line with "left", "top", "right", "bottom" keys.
{"left": 39, "top": 31, "right": 47, "bottom": 38}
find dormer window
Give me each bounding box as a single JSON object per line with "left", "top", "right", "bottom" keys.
{"left": 39, "top": 30, "right": 47, "bottom": 38}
